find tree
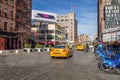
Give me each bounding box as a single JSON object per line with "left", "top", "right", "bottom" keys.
{"left": 56, "top": 25, "right": 61, "bottom": 29}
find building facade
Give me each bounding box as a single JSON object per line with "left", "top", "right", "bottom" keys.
{"left": 0, "top": 0, "right": 32, "bottom": 50}
{"left": 103, "top": 0, "right": 120, "bottom": 42}
{"left": 112, "top": 0, "right": 120, "bottom": 4}
{"left": 31, "top": 23, "right": 67, "bottom": 45}
{"left": 77, "top": 34, "right": 91, "bottom": 44}
{"left": 57, "top": 12, "right": 78, "bottom": 44}
{"left": 98, "top": 0, "right": 111, "bottom": 41}
{"left": 32, "top": 10, "right": 67, "bottom": 45}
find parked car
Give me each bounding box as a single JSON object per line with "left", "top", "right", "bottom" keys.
{"left": 50, "top": 45, "right": 73, "bottom": 58}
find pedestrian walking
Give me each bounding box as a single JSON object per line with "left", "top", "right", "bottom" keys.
{"left": 85, "top": 43, "right": 89, "bottom": 52}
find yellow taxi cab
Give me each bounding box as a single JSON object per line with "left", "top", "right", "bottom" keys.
{"left": 76, "top": 44, "right": 85, "bottom": 51}
{"left": 50, "top": 45, "right": 73, "bottom": 58}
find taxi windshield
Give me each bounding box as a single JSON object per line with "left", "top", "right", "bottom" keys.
{"left": 77, "top": 44, "right": 82, "bottom": 46}
{"left": 54, "top": 46, "right": 65, "bottom": 48}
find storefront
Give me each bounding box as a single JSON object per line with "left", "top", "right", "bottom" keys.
{"left": 102, "top": 30, "right": 120, "bottom": 42}
{"left": 39, "top": 41, "right": 56, "bottom": 45}
{"left": 0, "top": 38, "right": 4, "bottom": 50}
{"left": 0, "top": 31, "right": 21, "bottom": 50}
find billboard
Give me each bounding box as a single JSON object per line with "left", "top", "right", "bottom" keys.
{"left": 32, "top": 10, "right": 57, "bottom": 23}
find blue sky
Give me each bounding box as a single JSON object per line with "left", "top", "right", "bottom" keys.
{"left": 32, "top": 0, "right": 97, "bottom": 39}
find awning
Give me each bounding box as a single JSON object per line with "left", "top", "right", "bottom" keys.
{"left": 47, "top": 41, "right": 55, "bottom": 45}
{"left": 39, "top": 41, "right": 55, "bottom": 45}
{"left": 39, "top": 41, "right": 45, "bottom": 44}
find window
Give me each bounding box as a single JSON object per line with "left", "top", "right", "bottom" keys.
{"left": 111, "top": 14, "right": 113, "bottom": 17}
{"left": 71, "top": 36, "right": 73, "bottom": 39}
{"left": 16, "top": 24, "right": 19, "bottom": 30}
{"left": 10, "top": 23, "right": 13, "bottom": 31}
{"left": 119, "top": 0, "right": 120, "bottom": 4}
{"left": 105, "top": 10, "right": 108, "bottom": 13}
{"left": 109, "top": 10, "right": 111, "bottom": 13}
{"left": 100, "top": 0, "right": 102, "bottom": 2}
{"left": 114, "top": 14, "right": 117, "bottom": 17}
{"left": 10, "top": 27, "right": 13, "bottom": 31}
{"left": 111, "top": 6, "right": 113, "bottom": 9}
{"left": 117, "top": 21, "right": 119, "bottom": 25}
{"left": 61, "top": 19, "right": 64, "bottom": 22}
{"left": 10, "top": 11, "right": 13, "bottom": 19}
{"left": 48, "top": 30, "right": 54, "bottom": 33}
{"left": 11, "top": 0, "right": 14, "bottom": 6}
{"left": 113, "top": 6, "right": 115, "bottom": 9}
{"left": 66, "top": 26, "right": 68, "bottom": 28}
{"left": 0, "top": 6, "right": 1, "bottom": 16}
{"left": 16, "top": 12, "right": 20, "bottom": 18}
{"left": 4, "top": 22, "right": 7, "bottom": 31}
{"left": 105, "top": 6, "right": 108, "bottom": 9}
{"left": 117, "top": 6, "right": 119, "bottom": 9}
{"left": 0, "top": 20, "right": 1, "bottom": 27}
{"left": 4, "top": 8, "right": 8, "bottom": 18}
{"left": 65, "top": 19, "right": 68, "bottom": 21}
{"left": 4, "top": 0, "right": 8, "bottom": 4}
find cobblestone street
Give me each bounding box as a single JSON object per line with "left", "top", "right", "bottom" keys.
{"left": 0, "top": 49, "right": 120, "bottom": 80}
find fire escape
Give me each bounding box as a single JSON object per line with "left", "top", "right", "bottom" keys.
{"left": 15, "top": 0, "right": 33, "bottom": 45}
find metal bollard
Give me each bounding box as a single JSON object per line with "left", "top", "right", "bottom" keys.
{"left": 0, "top": 50, "right": 2, "bottom": 54}
{"left": 27, "top": 49, "right": 30, "bottom": 53}
{"left": 38, "top": 49, "right": 41, "bottom": 52}
{"left": 15, "top": 50, "right": 18, "bottom": 54}
{"left": 47, "top": 48, "right": 50, "bottom": 51}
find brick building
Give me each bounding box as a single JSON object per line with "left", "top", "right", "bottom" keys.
{"left": 0, "top": 0, "right": 32, "bottom": 50}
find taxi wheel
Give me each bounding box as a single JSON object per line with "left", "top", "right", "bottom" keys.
{"left": 66, "top": 55, "right": 70, "bottom": 59}
{"left": 70, "top": 54, "right": 73, "bottom": 57}
{"left": 51, "top": 57, "right": 55, "bottom": 58}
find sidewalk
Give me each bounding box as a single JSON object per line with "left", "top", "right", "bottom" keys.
{"left": 0, "top": 49, "right": 24, "bottom": 55}
{"left": 0, "top": 49, "right": 46, "bottom": 55}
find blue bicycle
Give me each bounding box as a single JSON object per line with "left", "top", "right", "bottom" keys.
{"left": 96, "top": 44, "right": 120, "bottom": 74}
